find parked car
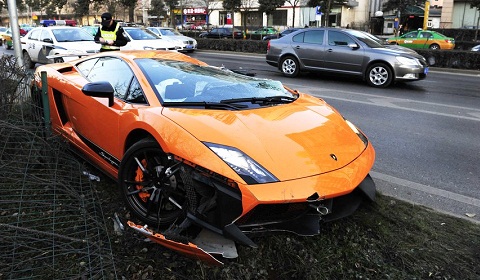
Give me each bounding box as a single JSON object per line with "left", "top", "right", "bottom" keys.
{"left": 266, "top": 27, "right": 429, "bottom": 88}
{"left": 203, "top": 27, "right": 244, "bottom": 39}
{"left": 32, "top": 50, "right": 375, "bottom": 265}
{"left": 21, "top": 26, "right": 99, "bottom": 68}
{"left": 386, "top": 30, "right": 455, "bottom": 50}
{"left": 122, "top": 27, "right": 179, "bottom": 51}
{"left": 263, "top": 28, "right": 301, "bottom": 41}
{"left": 1, "top": 28, "right": 12, "bottom": 49}
{"left": 253, "top": 26, "right": 278, "bottom": 35}
{"left": 471, "top": 45, "right": 480, "bottom": 52}
{"left": 147, "top": 27, "right": 197, "bottom": 52}
{"left": 178, "top": 22, "right": 196, "bottom": 30}
{"left": 363, "top": 32, "right": 418, "bottom": 54}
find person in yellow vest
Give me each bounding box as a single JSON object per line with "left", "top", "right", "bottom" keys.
{"left": 94, "top": 12, "right": 129, "bottom": 52}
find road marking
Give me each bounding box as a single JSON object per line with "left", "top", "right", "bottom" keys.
{"left": 371, "top": 171, "right": 480, "bottom": 207}
{"left": 285, "top": 84, "right": 480, "bottom": 121}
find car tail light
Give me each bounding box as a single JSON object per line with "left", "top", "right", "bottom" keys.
{"left": 267, "top": 41, "right": 270, "bottom": 51}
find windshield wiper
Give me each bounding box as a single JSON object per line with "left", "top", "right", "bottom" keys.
{"left": 162, "top": 101, "right": 247, "bottom": 110}
{"left": 220, "top": 95, "right": 297, "bottom": 105}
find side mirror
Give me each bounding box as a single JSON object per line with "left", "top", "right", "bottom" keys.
{"left": 348, "top": 43, "right": 360, "bottom": 49}
{"left": 43, "top": 38, "right": 53, "bottom": 43}
{"left": 82, "top": 81, "right": 115, "bottom": 107}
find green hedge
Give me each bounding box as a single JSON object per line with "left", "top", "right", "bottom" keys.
{"left": 196, "top": 38, "right": 480, "bottom": 70}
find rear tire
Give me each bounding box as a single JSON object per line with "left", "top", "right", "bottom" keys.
{"left": 280, "top": 56, "right": 300, "bottom": 78}
{"left": 366, "top": 63, "right": 393, "bottom": 88}
{"left": 429, "top": 44, "right": 440, "bottom": 50}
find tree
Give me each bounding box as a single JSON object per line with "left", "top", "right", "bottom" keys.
{"left": 223, "top": 0, "right": 241, "bottom": 38}
{"left": 240, "top": 0, "right": 256, "bottom": 33}
{"left": 150, "top": 0, "right": 166, "bottom": 26}
{"left": 258, "top": 0, "right": 284, "bottom": 25}
{"left": 470, "top": 0, "right": 480, "bottom": 40}
{"left": 196, "top": 0, "right": 221, "bottom": 26}
{"left": 381, "top": 0, "right": 423, "bottom": 21}
{"left": 118, "top": 0, "right": 138, "bottom": 23}
{"left": 306, "top": 0, "right": 344, "bottom": 26}
{"left": 164, "top": 0, "right": 179, "bottom": 27}
{"left": 223, "top": 0, "right": 242, "bottom": 20}
{"left": 73, "top": 0, "right": 91, "bottom": 20}
{"left": 285, "top": 0, "right": 301, "bottom": 27}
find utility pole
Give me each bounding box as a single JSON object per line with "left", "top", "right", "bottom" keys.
{"left": 423, "top": 0, "right": 430, "bottom": 30}
{"left": 7, "top": 0, "right": 24, "bottom": 67}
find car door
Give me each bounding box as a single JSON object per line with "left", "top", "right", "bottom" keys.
{"left": 67, "top": 57, "right": 142, "bottom": 160}
{"left": 398, "top": 31, "right": 419, "bottom": 48}
{"left": 323, "top": 30, "right": 364, "bottom": 74}
{"left": 290, "top": 30, "right": 326, "bottom": 69}
{"left": 36, "top": 29, "right": 55, "bottom": 64}
{"left": 24, "top": 29, "right": 42, "bottom": 61}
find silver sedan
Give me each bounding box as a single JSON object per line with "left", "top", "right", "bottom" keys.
{"left": 266, "top": 28, "right": 429, "bottom": 88}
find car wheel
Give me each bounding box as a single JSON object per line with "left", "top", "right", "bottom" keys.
{"left": 23, "top": 51, "right": 35, "bottom": 69}
{"left": 280, "top": 56, "right": 299, "bottom": 77}
{"left": 429, "top": 44, "right": 440, "bottom": 50}
{"left": 366, "top": 63, "right": 393, "bottom": 88}
{"left": 119, "top": 138, "right": 186, "bottom": 227}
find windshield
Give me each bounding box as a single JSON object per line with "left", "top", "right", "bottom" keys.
{"left": 125, "top": 28, "right": 159, "bottom": 40}
{"left": 136, "top": 58, "right": 293, "bottom": 105}
{"left": 344, "top": 29, "right": 384, "bottom": 48}
{"left": 52, "top": 28, "right": 94, "bottom": 42}
{"left": 160, "top": 29, "right": 181, "bottom": 36}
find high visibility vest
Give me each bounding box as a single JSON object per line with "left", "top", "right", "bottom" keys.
{"left": 100, "top": 23, "right": 121, "bottom": 50}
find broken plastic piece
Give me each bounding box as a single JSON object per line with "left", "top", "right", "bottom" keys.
{"left": 128, "top": 221, "right": 224, "bottom": 266}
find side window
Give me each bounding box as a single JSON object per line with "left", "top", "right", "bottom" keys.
{"left": 303, "top": 30, "right": 324, "bottom": 44}
{"left": 29, "top": 29, "right": 41, "bottom": 41}
{"left": 405, "top": 32, "right": 417, "bottom": 38}
{"left": 76, "top": 58, "right": 100, "bottom": 77}
{"left": 39, "top": 30, "right": 52, "bottom": 42}
{"left": 86, "top": 57, "right": 134, "bottom": 100}
{"left": 125, "top": 77, "right": 147, "bottom": 104}
{"left": 328, "top": 31, "right": 354, "bottom": 46}
{"left": 292, "top": 32, "right": 305, "bottom": 43}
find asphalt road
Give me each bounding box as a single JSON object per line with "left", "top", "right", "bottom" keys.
{"left": 2, "top": 47, "right": 479, "bottom": 223}
{"left": 190, "top": 51, "right": 480, "bottom": 223}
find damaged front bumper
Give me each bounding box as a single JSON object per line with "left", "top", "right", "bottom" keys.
{"left": 128, "top": 174, "right": 376, "bottom": 265}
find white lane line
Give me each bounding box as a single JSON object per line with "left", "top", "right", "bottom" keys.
{"left": 371, "top": 171, "right": 480, "bottom": 207}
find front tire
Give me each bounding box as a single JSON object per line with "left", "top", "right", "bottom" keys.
{"left": 280, "top": 56, "right": 300, "bottom": 77}
{"left": 119, "top": 139, "right": 186, "bottom": 227}
{"left": 366, "top": 63, "right": 393, "bottom": 88}
{"left": 23, "top": 51, "right": 35, "bottom": 69}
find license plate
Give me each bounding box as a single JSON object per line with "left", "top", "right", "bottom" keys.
{"left": 424, "top": 67, "right": 429, "bottom": 75}
{"left": 186, "top": 45, "right": 192, "bottom": 49}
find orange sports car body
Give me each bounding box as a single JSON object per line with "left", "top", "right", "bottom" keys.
{"left": 32, "top": 50, "right": 376, "bottom": 265}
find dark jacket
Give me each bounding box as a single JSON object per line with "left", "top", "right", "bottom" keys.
{"left": 94, "top": 20, "right": 129, "bottom": 49}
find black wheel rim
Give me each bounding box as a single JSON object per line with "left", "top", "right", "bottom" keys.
{"left": 120, "top": 146, "right": 185, "bottom": 226}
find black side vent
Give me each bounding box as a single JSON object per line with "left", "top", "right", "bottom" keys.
{"left": 52, "top": 88, "right": 69, "bottom": 125}
{"left": 57, "top": 67, "right": 75, "bottom": 73}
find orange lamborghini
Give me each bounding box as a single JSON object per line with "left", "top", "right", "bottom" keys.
{"left": 32, "top": 50, "right": 376, "bottom": 265}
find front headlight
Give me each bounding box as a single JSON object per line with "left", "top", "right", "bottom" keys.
{"left": 345, "top": 119, "right": 368, "bottom": 147}
{"left": 396, "top": 56, "right": 419, "bottom": 66}
{"left": 204, "top": 142, "right": 279, "bottom": 184}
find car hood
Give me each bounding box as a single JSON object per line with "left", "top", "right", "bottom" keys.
{"left": 161, "top": 94, "right": 367, "bottom": 181}
{"left": 121, "top": 39, "right": 176, "bottom": 50}
{"left": 53, "top": 41, "right": 99, "bottom": 52}
{"left": 369, "top": 46, "right": 425, "bottom": 60}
